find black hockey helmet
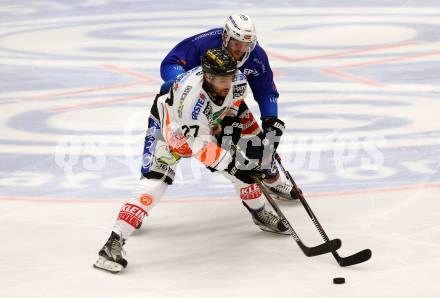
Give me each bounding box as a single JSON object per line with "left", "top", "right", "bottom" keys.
{"left": 202, "top": 47, "right": 237, "bottom": 76}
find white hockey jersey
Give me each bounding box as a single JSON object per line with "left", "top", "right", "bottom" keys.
{"left": 156, "top": 66, "right": 249, "bottom": 171}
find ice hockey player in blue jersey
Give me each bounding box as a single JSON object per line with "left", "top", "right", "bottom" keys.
{"left": 160, "top": 14, "right": 279, "bottom": 120}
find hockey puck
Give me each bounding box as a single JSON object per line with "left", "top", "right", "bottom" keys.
{"left": 333, "top": 277, "right": 345, "bottom": 284}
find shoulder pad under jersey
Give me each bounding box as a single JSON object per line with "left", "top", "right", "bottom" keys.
{"left": 176, "top": 66, "right": 203, "bottom": 84}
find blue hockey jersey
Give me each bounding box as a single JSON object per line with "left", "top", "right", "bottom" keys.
{"left": 160, "top": 28, "right": 279, "bottom": 118}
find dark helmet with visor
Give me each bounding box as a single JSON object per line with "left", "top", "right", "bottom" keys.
{"left": 202, "top": 47, "right": 237, "bottom": 76}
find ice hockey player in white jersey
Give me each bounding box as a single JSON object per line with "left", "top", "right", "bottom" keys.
{"left": 94, "top": 47, "right": 292, "bottom": 273}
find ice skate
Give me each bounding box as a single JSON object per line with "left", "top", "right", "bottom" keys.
{"left": 93, "top": 232, "right": 127, "bottom": 273}
{"left": 242, "top": 202, "right": 289, "bottom": 235}
{"left": 262, "top": 162, "right": 297, "bottom": 201}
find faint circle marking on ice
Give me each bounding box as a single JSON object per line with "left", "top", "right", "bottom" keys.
{"left": 292, "top": 25, "right": 418, "bottom": 47}
{"left": 47, "top": 107, "right": 145, "bottom": 132}
{"left": 337, "top": 165, "right": 398, "bottom": 180}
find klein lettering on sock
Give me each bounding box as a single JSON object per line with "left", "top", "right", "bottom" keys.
{"left": 117, "top": 203, "right": 147, "bottom": 228}
{"left": 240, "top": 184, "right": 262, "bottom": 200}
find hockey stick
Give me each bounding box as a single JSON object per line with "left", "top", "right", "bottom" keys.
{"left": 274, "top": 153, "right": 372, "bottom": 267}
{"left": 254, "top": 177, "right": 341, "bottom": 257}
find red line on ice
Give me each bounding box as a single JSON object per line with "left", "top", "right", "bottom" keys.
{"left": 1, "top": 182, "right": 439, "bottom": 204}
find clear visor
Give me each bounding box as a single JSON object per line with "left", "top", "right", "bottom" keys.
{"left": 231, "top": 38, "right": 252, "bottom": 49}
{"left": 227, "top": 37, "right": 256, "bottom": 52}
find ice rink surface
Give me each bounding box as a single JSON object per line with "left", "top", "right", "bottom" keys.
{"left": 1, "top": 1, "right": 440, "bottom": 297}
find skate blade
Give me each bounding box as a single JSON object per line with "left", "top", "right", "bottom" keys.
{"left": 257, "top": 225, "right": 290, "bottom": 235}
{"left": 93, "top": 256, "right": 124, "bottom": 273}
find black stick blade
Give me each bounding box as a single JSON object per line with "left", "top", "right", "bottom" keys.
{"left": 338, "top": 249, "right": 372, "bottom": 267}
{"left": 305, "top": 239, "right": 342, "bottom": 257}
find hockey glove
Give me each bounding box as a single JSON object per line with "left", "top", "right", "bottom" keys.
{"left": 216, "top": 116, "right": 243, "bottom": 150}
{"left": 261, "top": 117, "right": 285, "bottom": 151}
{"left": 226, "top": 150, "right": 263, "bottom": 184}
